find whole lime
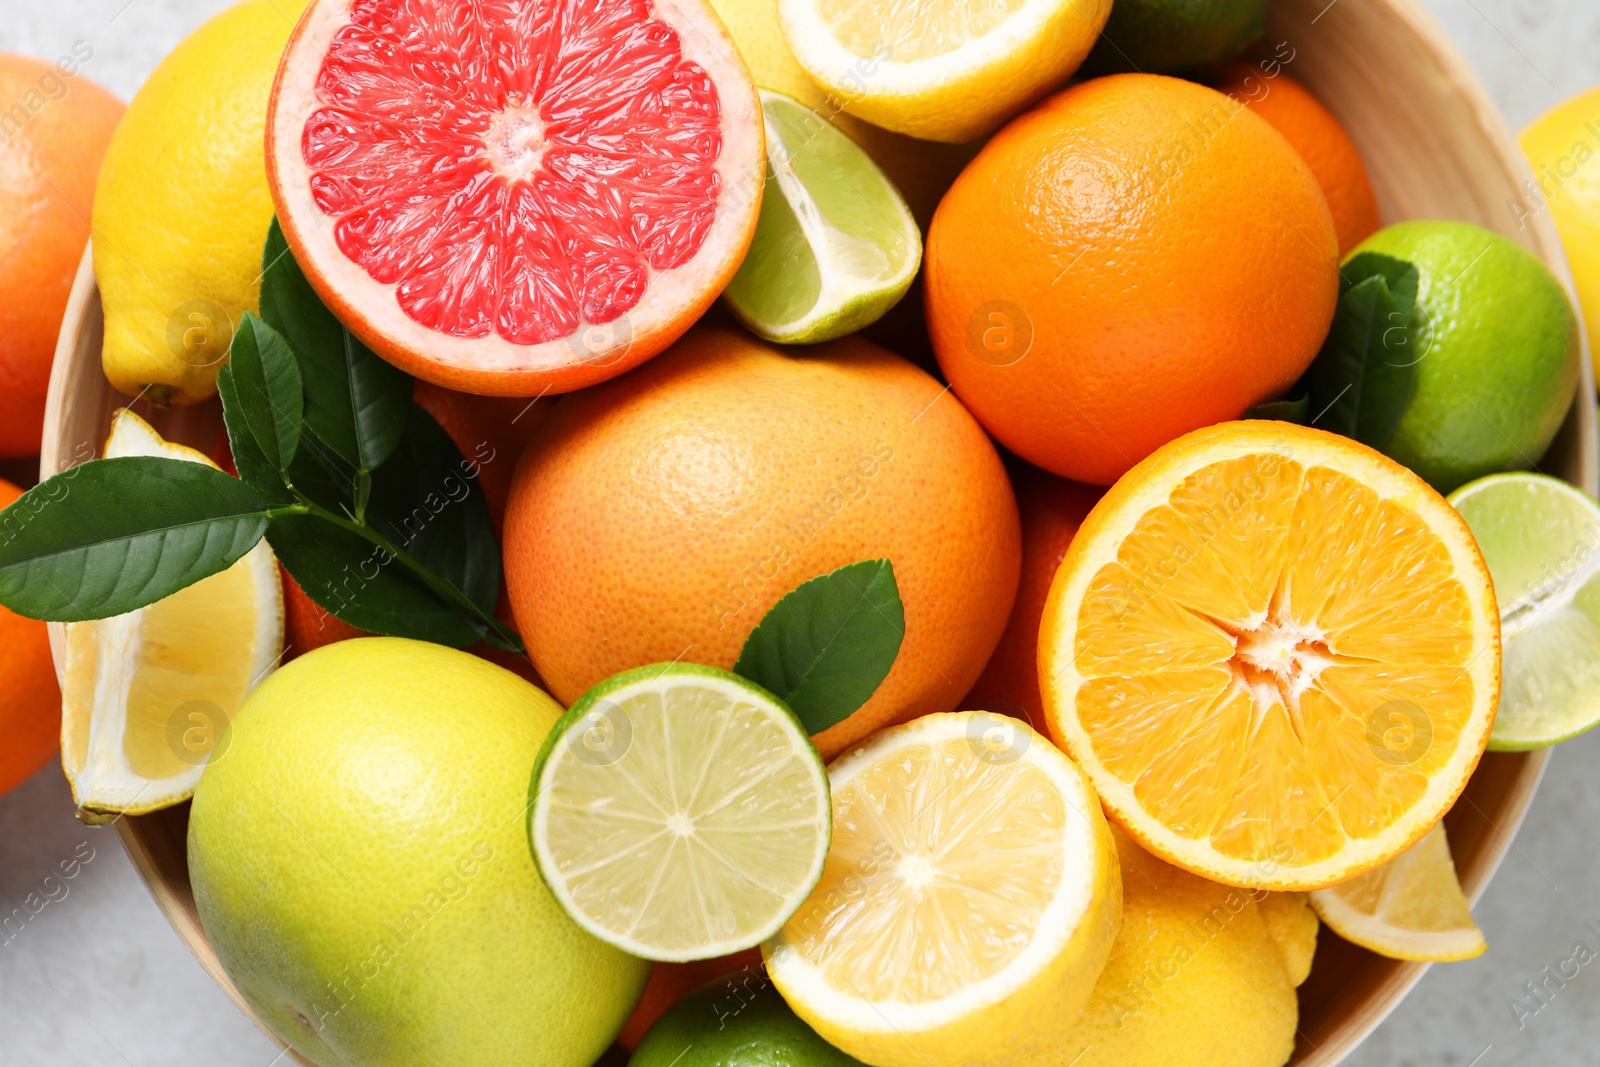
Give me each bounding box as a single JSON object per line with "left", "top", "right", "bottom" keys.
{"left": 1357, "top": 220, "right": 1579, "bottom": 493}
{"left": 188, "top": 638, "right": 649, "bottom": 1067}
{"left": 1084, "top": 0, "right": 1266, "bottom": 74}
{"left": 630, "top": 971, "right": 865, "bottom": 1067}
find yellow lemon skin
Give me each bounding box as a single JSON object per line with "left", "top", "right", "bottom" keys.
{"left": 93, "top": 0, "right": 308, "bottom": 405}
{"left": 188, "top": 638, "right": 650, "bottom": 1067}
{"left": 1061, "top": 827, "right": 1314, "bottom": 1067}
{"left": 1521, "top": 87, "right": 1600, "bottom": 387}
{"left": 707, "top": 0, "right": 976, "bottom": 227}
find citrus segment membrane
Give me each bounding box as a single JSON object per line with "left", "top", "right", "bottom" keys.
{"left": 764, "top": 712, "right": 1120, "bottom": 1067}
{"left": 302, "top": 0, "right": 723, "bottom": 345}
{"left": 1045, "top": 425, "right": 1498, "bottom": 890}
{"left": 530, "top": 664, "right": 830, "bottom": 961}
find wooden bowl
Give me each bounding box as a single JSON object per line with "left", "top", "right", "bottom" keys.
{"left": 42, "top": 0, "right": 1595, "bottom": 1062}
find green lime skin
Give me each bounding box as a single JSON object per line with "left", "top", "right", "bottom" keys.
{"left": 630, "top": 972, "right": 867, "bottom": 1067}
{"left": 1084, "top": 0, "right": 1266, "bottom": 74}
{"left": 1357, "top": 220, "right": 1579, "bottom": 494}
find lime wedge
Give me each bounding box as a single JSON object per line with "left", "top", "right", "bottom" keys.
{"left": 1449, "top": 471, "right": 1600, "bottom": 749}
{"left": 528, "top": 663, "right": 830, "bottom": 961}
{"left": 723, "top": 88, "right": 921, "bottom": 344}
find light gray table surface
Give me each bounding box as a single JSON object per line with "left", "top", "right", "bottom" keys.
{"left": 3, "top": 1, "right": 1599, "bottom": 1064}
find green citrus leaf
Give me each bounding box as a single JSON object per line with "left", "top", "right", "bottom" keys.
{"left": 259, "top": 219, "right": 411, "bottom": 475}
{"left": 1244, "top": 395, "right": 1310, "bottom": 423}
{"left": 0, "top": 458, "right": 270, "bottom": 621}
{"left": 365, "top": 406, "right": 502, "bottom": 621}
{"left": 733, "top": 559, "right": 904, "bottom": 735}
{"left": 216, "top": 364, "right": 293, "bottom": 504}
{"left": 228, "top": 312, "right": 303, "bottom": 472}
{"left": 265, "top": 512, "right": 488, "bottom": 648}
{"left": 1306, "top": 252, "right": 1421, "bottom": 448}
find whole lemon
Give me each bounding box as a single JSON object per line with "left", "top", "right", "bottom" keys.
{"left": 94, "top": 0, "right": 307, "bottom": 405}
{"left": 1061, "top": 826, "right": 1317, "bottom": 1067}
{"left": 188, "top": 638, "right": 649, "bottom": 1067}
{"left": 1520, "top": 88, "right": 1600, "bottom": 384}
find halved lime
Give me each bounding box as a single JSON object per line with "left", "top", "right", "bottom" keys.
{"left": 528, "top": 663, "right": 830, "bottom": 961}
{"left": 1449, "top": 471, "right": 1600, "bottom": 749}
{"left": 722, "top": 89, "right": 921, "bottom": 344}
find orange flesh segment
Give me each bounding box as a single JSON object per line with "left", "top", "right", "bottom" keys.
{"left": 1073, "top": 455, "right": 1477, "bottom": 868}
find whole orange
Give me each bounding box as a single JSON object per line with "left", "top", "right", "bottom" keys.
{"left": 960, "top": 464, "right": 1101, "bottom": 734}
{"left": 503, "top": 326, "right": 1020, "bottom": 757}
{"left": 1212, "top": 62, "right": 1380, "bottom": 255}
{"left": 0, "top": 477, "right": 63, "bottom": 794}
{"left": 0, "top": 55, "right": 122, "bottom": 458}
{"left": 926, "top": 74, "right": 1339, "bottom": 486}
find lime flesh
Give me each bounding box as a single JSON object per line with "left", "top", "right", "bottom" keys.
{"left": 529, "top": 663, "right": 831, "bottom": 961}
{"left": 1450, "top": 472, "right": 1600, "bottom": 749}
{"left": 723, "top": 89, "right": 921, "bottom": 344}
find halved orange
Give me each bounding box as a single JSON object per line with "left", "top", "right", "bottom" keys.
{"left": 1039, "top": 422, "right": 1499, "bottom": 891}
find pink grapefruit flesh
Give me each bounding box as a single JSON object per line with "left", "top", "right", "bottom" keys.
{"left": 267, "top": 0, "right": 763, "bottom": 396}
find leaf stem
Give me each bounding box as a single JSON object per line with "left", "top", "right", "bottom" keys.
{"left": 295, "top": 495, "right": 523, "bottom": 652}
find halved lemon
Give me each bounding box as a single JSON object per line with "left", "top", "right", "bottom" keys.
{"left": 1040, "top": 422, "right": 1499, "bottom": 892}
{"left": 61, "top": 410, "right": 283, "bottom": 822}
{"left": 778, "top": 0, "right": 1111, "bottom": 142}
{"left": 1310, "top": 822, "right": 1485, "bottom": 961}
{"left": 763, "top": 711, "right": 1121, "bottom": 1067}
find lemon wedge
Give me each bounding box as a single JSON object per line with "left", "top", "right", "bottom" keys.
{"left": 1310, "top": 822, "right": 1486, "bottom": 962}
{"left": 778, "top": 0, "right": 1111, "bottom": 142}
{"left": 763, "top": 711, "right": 1121, "bottom": 1067}
{"left": 61, "top": 410, "right": 283, "bottom": 822}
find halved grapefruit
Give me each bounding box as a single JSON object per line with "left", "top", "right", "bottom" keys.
{"left": 267, "top": 0, "right": 764, "bottom": 396}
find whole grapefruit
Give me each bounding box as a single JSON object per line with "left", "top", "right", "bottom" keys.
{"left": 503, "top": 326, "right": 1020, "bottom": 757}
{"left": 0, "top": 54, "right": 121, "bottom": 457}
{"left": 926, "top": 74, "right": 1339, "bottom": 485}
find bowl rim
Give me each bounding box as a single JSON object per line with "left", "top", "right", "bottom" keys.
{"left": 38, "top": 0, "right": 1594, "bottom": 1059}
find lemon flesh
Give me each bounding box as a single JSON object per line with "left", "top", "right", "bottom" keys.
{"left": 60, "top": 410, "right": 282, "bottom": 821}
{"left": 764, "top": 711, "right": 1120, "bottom": 1067}
{"left": 530, "top": 664, "right": 831, "bottom": 962}
{"left": 778, "top": 0, "right": 1110, "bottom": 142}
{"left": 724, "top": 90, "right": 920, "bottom": 345}
{"left": 1449, "top": 471, "right": 1600, "bottom": 749}
{"left": 1310, "top": 822, "right": 1485, "bottom": 962}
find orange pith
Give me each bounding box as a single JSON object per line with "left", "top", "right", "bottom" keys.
{"left": 1041, "top": 423, "right": 1499, "bottom": 891}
